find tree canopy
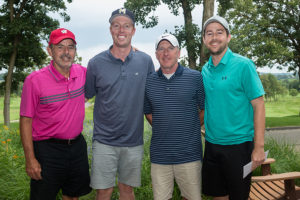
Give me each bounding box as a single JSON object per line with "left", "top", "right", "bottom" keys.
{"left": 124, "top": 0, "right": 212, "bottom": 70}
{"left": 0, "top": 0, "right": 72, "bottom": 126}
{"left": 223, "top": 0, "right": 300, "bottom": 78}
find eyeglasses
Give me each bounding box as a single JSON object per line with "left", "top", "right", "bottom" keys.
{"left": 111, "top": 23, "right": 133, "bottom": 31}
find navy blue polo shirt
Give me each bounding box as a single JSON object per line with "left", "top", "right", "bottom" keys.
{"left": 85, "top": 47, "right": 155, "bottom": 147}
{"left": 144, "top": 64, "right": 205, "bottom": 164}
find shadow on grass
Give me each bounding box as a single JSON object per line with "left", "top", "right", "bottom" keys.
{"left": 266, "top": 115, "right": 300, "bottom": 128}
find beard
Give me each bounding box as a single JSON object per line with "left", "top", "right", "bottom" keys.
{"left": 208, "top": 40, "right": 228, "bottom": 56}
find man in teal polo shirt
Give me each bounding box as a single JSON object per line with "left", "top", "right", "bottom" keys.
{"left": 201, "top": 16, "right": 266, "bottom": 200}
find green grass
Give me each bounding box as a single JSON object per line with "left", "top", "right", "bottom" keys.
{"left": 0, "top": 95, "right": 21, "bottom": 123}
{"left": 1, "top": 94, "right": 299, "bottom": 127}
{"left": 265, "top": 94, "right": 300, "bottom": 128}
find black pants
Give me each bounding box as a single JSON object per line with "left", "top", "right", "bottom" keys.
{"left": 202, "top": 140, "right": 253, "bottom": 200}
{"left": 30, "top": 134, "right": 91, "bottom": 200}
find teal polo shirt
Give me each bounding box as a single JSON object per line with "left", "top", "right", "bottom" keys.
{"left": 202, "top": 48, "right": 265, "bottom": 145}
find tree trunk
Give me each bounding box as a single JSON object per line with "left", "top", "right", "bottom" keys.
{"left": 4, "top": 36, "right": 19, "bottom": 127}
{"left": 181, "top": 0, "right": 197, "bottom": 69}
{"left": 200, "top": 0, "right": 215, "bottom": 67}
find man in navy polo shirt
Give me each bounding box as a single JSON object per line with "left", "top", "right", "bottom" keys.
{"left": 144, "top": 33, "right": 205, "bottom": 200}
{"left": 201, "top": 16, "right": 266, "bottom": 200}
{"left": 85, "top": 8, "right": 154, "bottom": 200}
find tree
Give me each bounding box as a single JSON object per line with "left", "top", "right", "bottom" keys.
{"left": 260, "top": 73, "right": 285, "bottom": 101}
{"left": 0, "top": 0, "right": 72, "bottom": 126}
{"left": 200, "top": 0, "right": 214, "bottom": 67}
{"left": 125, "top": 0, "right": 217, "bottom": 70}
{"left": 223, "top": 0, "right": 300, "bottom": 79}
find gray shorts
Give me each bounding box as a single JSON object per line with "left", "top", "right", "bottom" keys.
{"left": 90, "top": 141, "right": 144, "bottom": 189}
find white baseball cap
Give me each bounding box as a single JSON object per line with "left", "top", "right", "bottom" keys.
{"left": 155, "top": 33, "right": 179, "bottom": 50}
{"left": 203, "top": 15, "right": 230, "bottom": 34}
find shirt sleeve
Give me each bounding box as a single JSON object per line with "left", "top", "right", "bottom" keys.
{"left": 85, "top": 60, "right": 96, "bottom": 99}
{"left": 242, "top": 60, "right": 265, "bottom": 101}
{"left": 197, "top": 72, "right": 205, "bottom": 110}
{"left": 20, "top": 76, "right": 39, "bottom": 118}
{"left": 147, "top": 57, "right": 155, "bottom": 75}
{"left": 143, "top": 79, "right": 152, "bottom": 114}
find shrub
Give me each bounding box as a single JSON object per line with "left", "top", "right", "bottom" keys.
{"left": 289, "top": 88, "right": 298, "bottom": 96}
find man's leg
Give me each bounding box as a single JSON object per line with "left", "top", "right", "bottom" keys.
{"left": 212, "top": 196, "right": 229, "bottom": 200}
{"left": 90, "top": 141, "right": 119, "bottom": 199}
{"left": 119, "top": 182, "right": 135, "bottom": 200}
{"left": 118, "top": 145, "right": 144, "bottom": 198}
{"left": 62, "top": 195, "right": 79, "bottom": 200}
{"left": 96, "top": 188, "right": 114, "bottom": 200}
{"left": 151, "top": 163, "right": 174, "bottom": 200}
{"left": 30, "top": 141, "right": 65, "bottom": 200}
{"left": 174, "top": 161, "right": 202, "bottom": 200}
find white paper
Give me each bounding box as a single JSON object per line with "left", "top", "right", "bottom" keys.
{"left": 243, "top": 150, "right": 269, "bottom": 178}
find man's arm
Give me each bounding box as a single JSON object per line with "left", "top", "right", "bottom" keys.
{"left": 250, "top": 96, "right": 266, "bottom": 170}
{"left": 145, "top": 114, "right": 152, "bottom": 126}
{"left": 199, "top": 109, "right": 204, "bottom": 126}
{"left": 20, "top": 116, "right": 42, "bottom": 180}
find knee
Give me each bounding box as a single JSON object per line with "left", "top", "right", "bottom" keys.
{"left": 118, "top": 183, "right": 133, "bottom": 193}
{"left": 97, "top": 188, "right": 113, "bottom": 197}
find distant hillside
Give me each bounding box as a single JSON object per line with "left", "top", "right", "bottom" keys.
{"left": 260, "top": 72, "right": 297, "bottom": 80}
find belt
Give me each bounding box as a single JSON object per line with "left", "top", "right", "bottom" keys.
{"left": 45, "top": 134, "right": 82, "bottom": 145}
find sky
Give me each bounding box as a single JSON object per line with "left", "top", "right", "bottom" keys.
{"left": 54, "top": 0, "right": 288, "bottom": 73}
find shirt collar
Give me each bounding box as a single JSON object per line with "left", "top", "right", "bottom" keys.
{"left": 48, "top": 60, "right": 77, "bottom": 82}
{"left": 108, "top": 45, "right": 133, "bottom": 62}
{"left": 157, "top": 63, "right": 184, "bottom": 78}
{"left": 208, "top": 48, "right": 233, "bottom": 69}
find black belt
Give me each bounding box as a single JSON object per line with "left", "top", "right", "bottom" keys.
{"left": 45, "top": 134, "right": 82, "bottom": 145}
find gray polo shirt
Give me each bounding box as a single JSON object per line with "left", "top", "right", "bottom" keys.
{"left": 85, "top": 47, "right": 155, "bottom": 147}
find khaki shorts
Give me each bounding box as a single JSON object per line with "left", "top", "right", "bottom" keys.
{"left": 90, "top": 141, "right": 144, "bottom": 189}
{"left": 151, "top": 161, "right": 202, "bottom": 200}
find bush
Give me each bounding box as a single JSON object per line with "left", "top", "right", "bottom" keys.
{"left": 289, "top": 88, "right": 298, "bottom": 96}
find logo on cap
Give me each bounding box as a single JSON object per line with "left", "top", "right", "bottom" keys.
{"left": 61, "top": 29, "right": 67, "bottom": 34}
{"left": 119, "top": 8, "right": 126, "bottom": 14}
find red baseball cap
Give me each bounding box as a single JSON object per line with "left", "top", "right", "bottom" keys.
{"left": 48, "top": 28, "right": 76, "bottom": 46}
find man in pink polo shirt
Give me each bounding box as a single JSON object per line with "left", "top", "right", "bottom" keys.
{"left": 20, "top": 28, "right": 91, "bottom": 200}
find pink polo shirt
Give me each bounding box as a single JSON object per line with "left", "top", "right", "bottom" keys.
{"left": 20, "top": 61, "right": 86, "bottom": 141}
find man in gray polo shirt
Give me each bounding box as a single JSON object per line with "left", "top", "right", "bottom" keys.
{"left": 85, "top": 8, "right": 154, "bottom": 200}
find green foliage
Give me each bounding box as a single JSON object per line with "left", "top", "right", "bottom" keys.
{"left": 0, "top": 0, "right": 72, "bottom": 71}
{"left": 0, "top": 125, "right": 30, "bottom": 200}
{"left": 253, "top": 138, "right": 300, "bottom": 186}
{"left": 124, "top": 0, "right": 205, "bottom": 69}
{"left": 260, "top": 73, "right": 286, "bottom": 101}
{"left": 289, "top": 88, "right": 299, "bottom": 97}
{"left": 224, "top": 0, "right": 300, "bottom": 78}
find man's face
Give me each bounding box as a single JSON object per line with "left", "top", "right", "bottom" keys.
{"left": 47, "top": 39, "right": 76, "bottom": 72}
{"left": 156, "top": 40, "right": 180, "bottom": 73}
{"left": 203, "top": 22, "right": 231, "bottom": 56}
{"left": 110, "top": 16, "right": 136, "bottom": 48}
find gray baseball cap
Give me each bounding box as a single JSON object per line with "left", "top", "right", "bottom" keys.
{"left": 203, "top": 15, "right": 230, "bottom": 34}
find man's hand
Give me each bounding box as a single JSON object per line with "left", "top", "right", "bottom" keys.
{"left": 26, "top": 157, "right": 42, "bottom": 180}
{"left": 251, "top": 146, "right": 265, "bottom": 171}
